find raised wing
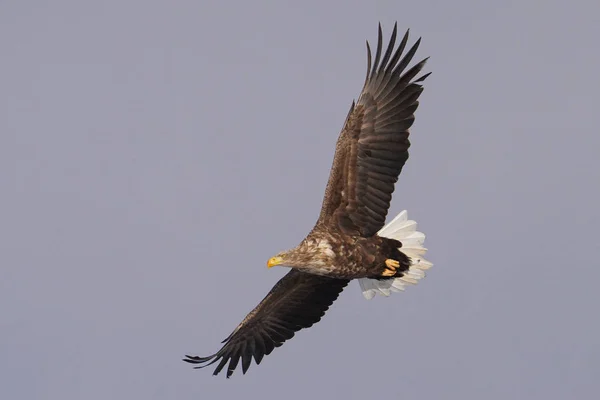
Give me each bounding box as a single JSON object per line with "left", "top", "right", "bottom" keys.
{"left": 183, "top": 270, "right": 348, "bottom": 378}
{"left": 317, "top": 23, "right": 430, "bottom": 237}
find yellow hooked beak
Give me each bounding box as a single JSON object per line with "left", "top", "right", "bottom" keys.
{"left": 267, "top": 256, "right": 283, "bottom": 268}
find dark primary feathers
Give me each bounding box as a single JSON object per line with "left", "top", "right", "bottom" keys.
{"left": 185, "top": 22, "right": 430, "bottom": 378}
{"left": 183, "top": 270, "right": 348, "bottom": 378}
{"left": 317, "top": 23, "right": 430, "bottom": 237}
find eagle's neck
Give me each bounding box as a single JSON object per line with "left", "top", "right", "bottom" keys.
{"left": 285, "top": 237, "right": 337, "bottom": 274}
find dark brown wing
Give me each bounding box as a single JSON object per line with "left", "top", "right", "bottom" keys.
{"left": 317, "top": 23, "right": 431, "bottom": 237}
{"left": 183, "top": 270, "right": 348, "bottom": 378}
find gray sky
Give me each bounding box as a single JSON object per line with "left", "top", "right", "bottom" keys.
{"left": 2, "top": 0, "right": 599, "bottom": 399}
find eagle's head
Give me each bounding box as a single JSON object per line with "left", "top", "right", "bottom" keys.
{"left": 266, "top": 251, "right": 290, "bottom": 268}
{"left": 267, "top": 239, "right": 332, "bottom": 269}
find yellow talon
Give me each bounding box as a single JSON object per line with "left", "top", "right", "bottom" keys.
{"left": 382, "top": 259, "right": 400, "bottom": 276}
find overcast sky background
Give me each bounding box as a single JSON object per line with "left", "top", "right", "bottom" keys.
{"left": 2, "top": 1, "right": 599, "bottom": 399}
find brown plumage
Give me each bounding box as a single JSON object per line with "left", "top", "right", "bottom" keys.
{"left": 184, "top": 22, "right": 431, "bottom": 378}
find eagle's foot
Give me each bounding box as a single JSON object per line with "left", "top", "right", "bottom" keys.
{"left": 382, "top": 259, "right": 400, "bottom": 277}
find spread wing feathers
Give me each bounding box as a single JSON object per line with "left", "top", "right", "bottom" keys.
{"left": 183, "top": 270, "right": 348, "bottom": 378}
{"left": 317, "top": 23, "right": 430, "bottom": 237}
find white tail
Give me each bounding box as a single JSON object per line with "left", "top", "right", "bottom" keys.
{"left": 358, "top": 210, "right": 432, "bottom": 300}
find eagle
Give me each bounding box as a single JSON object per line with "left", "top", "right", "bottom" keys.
{"left": 184, "top": 22, "right": 432, "bottom": 378}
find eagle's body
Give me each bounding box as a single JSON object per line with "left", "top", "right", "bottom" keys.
{"left": 184, "top": 23, "right": 433, "bottom": 378}
{"left": 280, "top": 230, "right": 410, "bottom": 280}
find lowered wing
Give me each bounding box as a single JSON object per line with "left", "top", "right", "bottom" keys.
{"left": 184, "top": 270, "right": 348, "bottom": 378}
